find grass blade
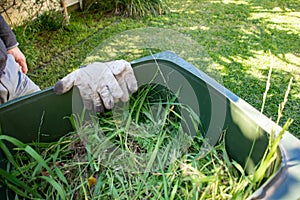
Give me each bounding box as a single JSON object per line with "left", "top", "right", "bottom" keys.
{"left": 0, "top": 168, "right": 42, "bottom": 198}
{"left": 40, "top": 176, "right": 66, "bottom": 199}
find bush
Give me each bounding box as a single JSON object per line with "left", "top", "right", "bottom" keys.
{"left": 29, "top": 10, "right": 67, "bottom": 31}
{"left": 83, "top": 0, "right": 169, "bottom": 17}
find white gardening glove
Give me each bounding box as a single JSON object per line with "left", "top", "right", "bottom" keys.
{"left": 54, "top": 60, "right": 138, "bottom": 112}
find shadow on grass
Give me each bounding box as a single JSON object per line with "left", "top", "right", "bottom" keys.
{"left": 163, "top": 1, "right": 299, "bottom": 135}
{"left": 250, "top": 0, "right": 300, "bottom": 11}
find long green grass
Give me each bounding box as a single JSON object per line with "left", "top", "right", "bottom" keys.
{"left": 0, "top": 76, "right": 293, "bottom": 199}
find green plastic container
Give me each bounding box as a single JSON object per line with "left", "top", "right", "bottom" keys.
{"left": 0, "top": 51, "right": 299, "bottom": 199}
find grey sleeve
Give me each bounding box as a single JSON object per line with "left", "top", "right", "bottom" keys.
{"left": 0, "top": 15, "right": 18, "bottom": 50}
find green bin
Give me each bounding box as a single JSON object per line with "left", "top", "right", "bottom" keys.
{"left": 0, "top": 51, "right": 299, "bottom": 199}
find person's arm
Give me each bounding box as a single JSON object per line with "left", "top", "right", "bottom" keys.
{"left": 0, "top": 15, "right": 18, "bottom": 50}
{"left": 0, "top": 15, "right": 28, "bottom": 73}
{"left": 7, "top": 46, "right": 28, "bottom": 73}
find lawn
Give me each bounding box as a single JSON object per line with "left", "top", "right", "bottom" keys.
{"left": 14, "top": 0, "right": 299, "bottom": 137}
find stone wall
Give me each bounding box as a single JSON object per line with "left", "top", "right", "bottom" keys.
{"left": 0, "top": 0, "right": 80, "bottom": 26}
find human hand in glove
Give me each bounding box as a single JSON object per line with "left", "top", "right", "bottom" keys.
{"left": 54, "top": 60, "right": 138, "bottom": 112}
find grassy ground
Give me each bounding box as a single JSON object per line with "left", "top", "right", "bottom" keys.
{"left": 13, "top": 0, "right": 299, "bottom": 136}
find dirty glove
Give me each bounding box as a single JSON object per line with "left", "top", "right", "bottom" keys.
{"left": 54, "top": 60, "right": 138, "bottom": 112}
